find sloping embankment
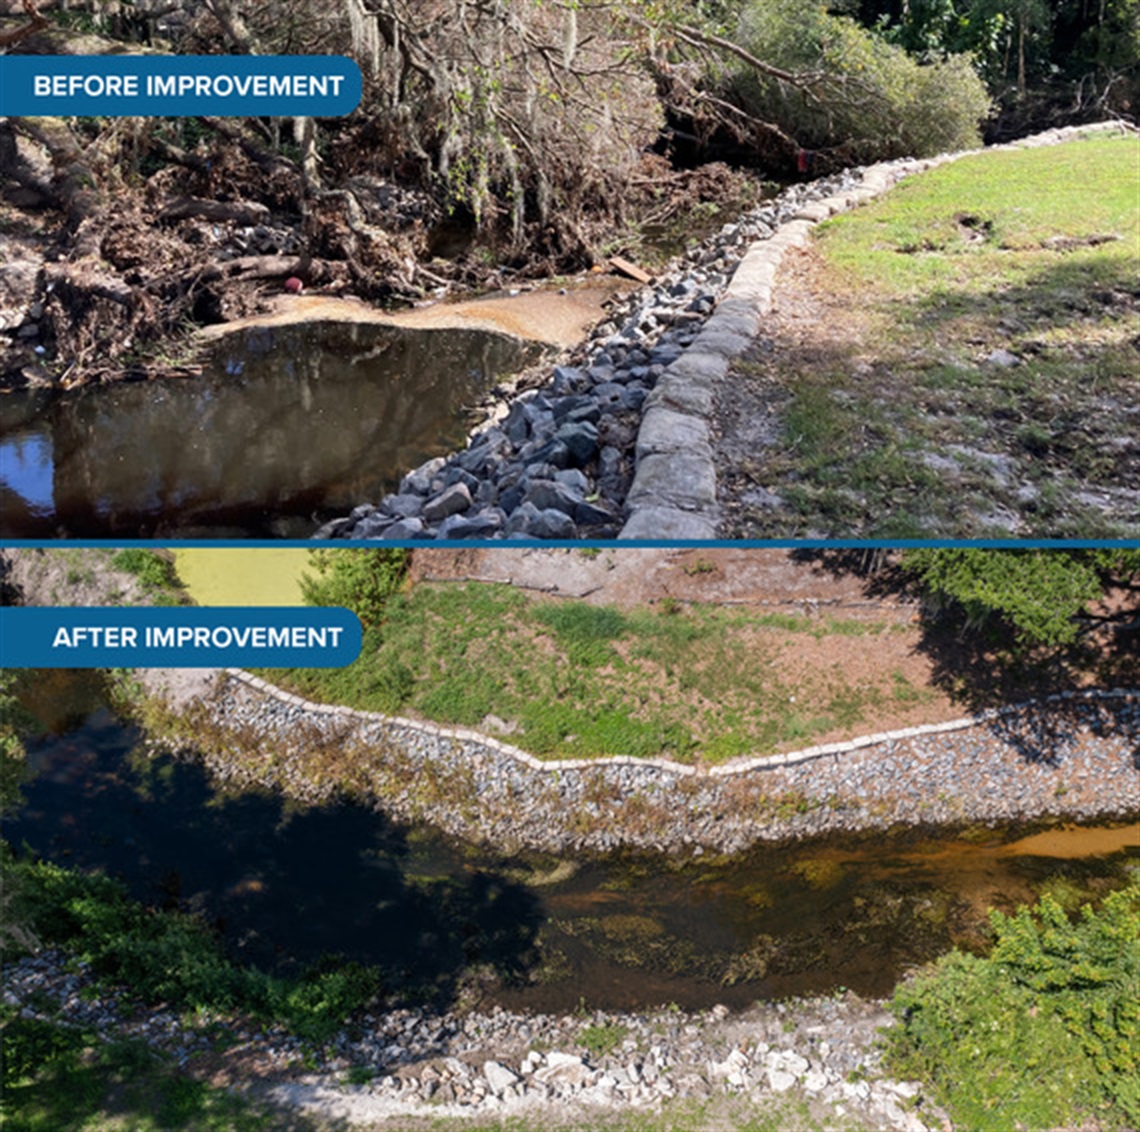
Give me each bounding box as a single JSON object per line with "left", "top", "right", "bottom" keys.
{"left": 152, "top": 668, "right": 1140, "bottom": 854}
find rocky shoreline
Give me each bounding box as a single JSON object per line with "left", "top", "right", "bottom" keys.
{"left": 316, "top": 164, "right": 880, "bottom": 541}
{"left": 3, "top": 948, "right": 939, "bottom": 1130}
{"left": 317, "top": 122, "right": 1129, "bottom": 543}
{"left": 156, "top": 669, "right": 1140, "bottom": 856}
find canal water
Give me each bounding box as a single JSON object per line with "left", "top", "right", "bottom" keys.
{"left": 8, "top": 671, "right": 1138, "bottom": 1012}
{"left": 0, "top": 323, "right": 540, "bottom": 539}
{"left": 170, "top": 548, "right": 310, "bottom": 606}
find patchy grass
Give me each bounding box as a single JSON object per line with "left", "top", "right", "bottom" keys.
{"left": 0, "top": 1011, "right": 290, "bottom": 1132}
{"left": 719, "top": 134, "right": 1140, "bottom": 539}
{"left": 1, "top": 547, "right": 189, "bottom": 609}
{"left": 264, "top": 581, "right": 937, "bottom": 764}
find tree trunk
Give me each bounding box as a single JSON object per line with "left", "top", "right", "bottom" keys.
{"left": 1018, "top": 17, "right": 1027, "bottom": 95}
{"left": 9, "top": 117, "right": 104, "bottom": 228}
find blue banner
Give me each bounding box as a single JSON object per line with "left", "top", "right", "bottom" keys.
{"left": 1, "top": 606, "right": 362, "bottom": 668}
{"left": 0, "top": 55, "right": 362, "bottom": 117}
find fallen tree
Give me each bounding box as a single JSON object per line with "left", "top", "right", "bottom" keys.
{"left": 0, "top": 0, "right": 1001, "bottom": 387}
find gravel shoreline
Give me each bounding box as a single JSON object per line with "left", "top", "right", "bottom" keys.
{"left": 155, "top": 669, "right": 1140, "bottom": 856}
{"left": 3, "top": 948, "right": 940, "bottom": 1130}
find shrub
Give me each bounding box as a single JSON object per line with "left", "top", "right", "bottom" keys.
{"left": 300, "top": 549, "right": 411, "bottom": 629}
{"left": 579, "top": 1022, "right": 628, "bottom": 1057}
{"left": 3, "top": 857, "right": 382, "bottom": 1042}
{"left": 887, "top": 880, "right": 1140, "bottom": 1129}
{"left": 109, "top": 549, "right": 182, "bottom": 600}
{"left": 719, "top": 0, "right": 992, "bottom": 160}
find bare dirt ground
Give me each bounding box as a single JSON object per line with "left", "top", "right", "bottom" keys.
{"left": 715, "top": 236, "right": 1140, "bottom": 539}
{"left": 408, "top": 546, "right": 917, "bottom": 620}
{"left": 1, "top": 546, "right": 151, "bottom": 608}
{"left": 198, "top": 277, "right": 627, "bottom": 348}
{"left": 715, "top": 247, "right": 878, "bottom": 539}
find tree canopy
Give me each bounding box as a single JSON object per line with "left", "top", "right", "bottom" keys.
{"left": 900, "top": 548, "right": 1140, "bottom": 649}
{"left": 2, "top": 0, "right": 1134, "bottom": 387}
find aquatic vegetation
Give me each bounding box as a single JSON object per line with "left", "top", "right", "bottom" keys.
{"left": 789, "top": 858, "right": 844, "bottom": 890}
{"left": 720, "top": 935, "right": 778, "bottom": 986}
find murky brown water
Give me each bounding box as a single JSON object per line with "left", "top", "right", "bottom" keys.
{"left": 0, "top": 322, "right": 540, "bottom": 538}
{"left": 9, "top": 672, "right": 1138, "bottom": 1012}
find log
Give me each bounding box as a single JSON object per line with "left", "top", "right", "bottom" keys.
{"left": 43, "top": 262, "right": 137, "bottom": 306}
{"left": 609, "top": 255, "right": 653, "bottom": 285}
{"left": 159, "top": 197, "right": 272, "bottom": 225}
{"left": 198, "top": 255, "right": 309, "bottom": 283}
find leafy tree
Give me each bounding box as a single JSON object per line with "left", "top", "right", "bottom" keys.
{"left": 662, "top": 0, "right": 992, "bottom": 163}
{"left": 900, "top": 548, "right": 1140, "bottom": 650}
{"left": 863, "top": 0, "right": 1140, "bottom": 121}
{"left": 300, "top": 549, "right": 411, "bottom": 629}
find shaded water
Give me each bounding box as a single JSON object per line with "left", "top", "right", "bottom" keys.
{"left": 0, "top": 323, "right": 540, "bottom": 539}
{"left": 9, "top": 673, "right": 1138, "bottom": 1012}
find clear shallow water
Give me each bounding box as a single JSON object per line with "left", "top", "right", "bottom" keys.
{"left": 9, "top": 672, "right": 1138, "bottom": 1012}
{"left": 0, "top": 323, "right": 540, "bottom": 539}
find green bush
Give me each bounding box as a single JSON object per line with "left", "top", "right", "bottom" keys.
{"left": 110, "top": 549, "right": 181, "bottom": 598}
{"left": 274, "top": 962, "right": 383, "bottom": 1042}
{"left": 579, "top": 1022, "right": 628, "bottom": 1057}
{"left": 988, "top": 885, "right": 1140, "bottom": 1120}
{"left": 300, "top": 549, "right": 411, "bottom": 629}
{"left": 888, "top": 880, "right": 1140, "bottom": 1129}
{"left": 1, "top": 1013, "right": 86, "bottom": 1090}
{"left": 719, "top": 0, "right": 991, "bottom": 160}
{"left": 4, "top": 857, "right": 381, "bottom": 1042}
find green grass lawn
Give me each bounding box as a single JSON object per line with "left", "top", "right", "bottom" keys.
{"left": 722, "top": 133, "right": 1140, "bottom": 539}
{"left": 265, "top": 581, "right": 929, "bottom": 764}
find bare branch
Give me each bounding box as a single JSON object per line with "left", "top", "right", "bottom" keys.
{"left": 0, "top": 0, "right": 49, "bottom": 48}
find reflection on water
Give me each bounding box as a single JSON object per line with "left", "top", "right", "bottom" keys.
{"left": 0, "top": 323, "right": 540, "bottom": 538}
{"left": 8, "top": 678, "right": 1138, "bottom": 1012}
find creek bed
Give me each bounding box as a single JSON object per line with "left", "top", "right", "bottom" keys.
{"left": 0, "top": 322, "right": 540, "bottom": 539}
{"left": 8, "top": 670, "right": 1138, "bottom": 1013}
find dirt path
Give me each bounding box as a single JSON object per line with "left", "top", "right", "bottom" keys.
{"left": 408, "top": 546, "right": 914, "bottom": 619}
